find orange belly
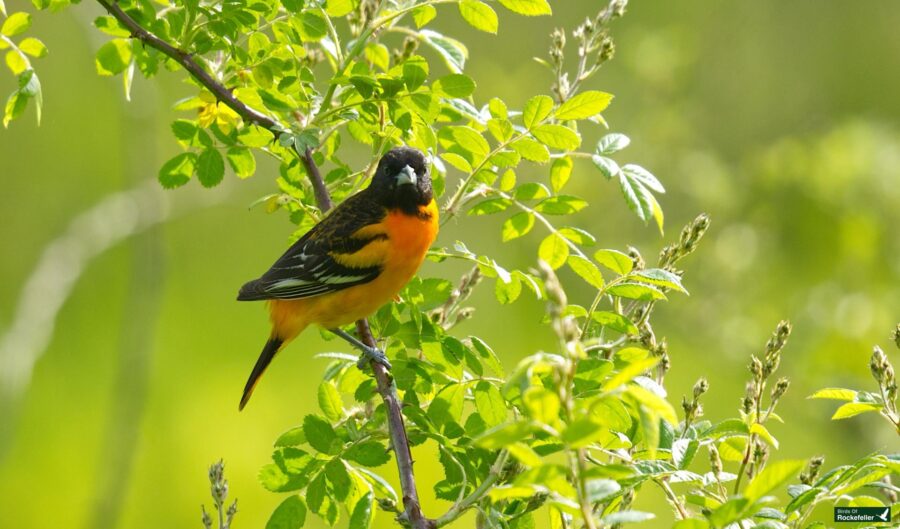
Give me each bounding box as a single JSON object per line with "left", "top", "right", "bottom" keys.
{"left": 268, "top": 200, "right": 439, "bottom": 339}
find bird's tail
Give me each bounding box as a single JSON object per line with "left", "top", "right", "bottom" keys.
{"left": 239, "top": 336, "right": 285, "bottom": 411}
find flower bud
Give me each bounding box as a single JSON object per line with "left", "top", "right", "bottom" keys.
{"left": 693, "top": 378, "right": 709, "bottom": 399}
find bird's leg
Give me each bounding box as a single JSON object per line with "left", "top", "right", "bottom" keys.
{"left": 329, "top": 328, "right": 392, "bottom": 370}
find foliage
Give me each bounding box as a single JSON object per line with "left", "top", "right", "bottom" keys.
{"left": 6, "top": 1, "right": 899, "bottom": 529}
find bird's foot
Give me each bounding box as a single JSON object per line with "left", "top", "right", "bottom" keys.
{"left": 356, "top": 345, "right": 392, "bottom": 370}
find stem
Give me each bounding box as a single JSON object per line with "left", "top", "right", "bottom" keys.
{"left": 435, "top": 450, "right": 509, "bottom": 527}
{"left": 96, "top": 2, "right": 433, "bottom": 527}
{"left": 655, "top": 478, "right": 688, "bottom": 520}
{"left": 356, "top": 321, "right": 434, "bottom": 529}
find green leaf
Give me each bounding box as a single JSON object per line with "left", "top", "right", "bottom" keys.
{"left": 448, "top": 125, "right": 489, "bottom": 161}
{"left": 539, "top": 233, "right": 569, "bottom": 269}
{"left": 317, "top": 381, "right": 343, "bottom": 421}
{"left": 326, "top": 0, "right": 355, "bottom": 17}
{"left": 474, "top": 381, "right": 507, "bottom": 427}
{"left": 94, "top": 16, "right": 130, "bottom": 37}
{"left": 808, "top": 388, "right": 857, "bottom": 401}
{"left": 158, "top": 152, "right": 196, "bottom": 189}
{"left": 533, "top": 124, "right": 580, "bottom": 150}
{"left": 401, "top": 55, "right": 429, "bottom": 91}
{"left": 506, "top": 442, "right": 543, "bottom": 467}
{"left": 743, "top": 460, "right": 805, "bottom": 503}
{"left": 534, "top": 195, "right": 588, "bottom": 215}
{"left": 440, "top": 152, "right": 472, "bottom": 172}
{"left": 511, "top": 137, "right": 550, "bottom": 162}
{"left": 266, "top": 495, "right": 307, "bottom": 529}
{"left": 171, "top": 119, "right": 197, "bottom": 141}
{"left": 344, "top": 441, "right": 390, "bottom": 467}
{"left": 561, "top": 417, "right": 610, "bottom": 447}
{"left": 411, "top": 4, "right": 437, "bottom": 28}
{"left": 458, "top": 0, "right": 498, "bottom": 33}
{"left": 749, "top": 423, "right": 779, "bottom": 449}
{"left": 592, "top": 154, "right": 619, "bottom": 179}
{"left": 522, "top": 386, "right": 560, "bottom": 424}
{"left": 18, "top": 37, "right": 47, "bottom": 58}
{"left": 550, "top": 156, "right": 573, "bottom": 192}
{"left": 95, "top": 38, "right": 132, "bottom": 76}
{"left": 502, "top": 211, "right": 535, "bottom": 241}
{"left": 607, "top": 282, "right": 667, "bottom": 301}
{"left": 303, "top": 415, "right": 340, "bottom": 454}
{"left": 197, "top": 148, "right": 225, "bottom": 188}
{"left": 597, "top": 133, "right": 630, "bottom": 155}
{"left": 468, "top": 197, "right": 511, "bottom": 215}
{"left": 497, "top": 0, "right": 552, "bottom": 16}
{"left": 831, "top": 402, "right": 882, "bottom": 419}
{"left": 601, "top": 511, "right": 655, "bottom": 525}
{"left": 591, "top": 311, "right": 637, "bottom": 334}
{"left": 5, "top": 50, "right": 26, "bottom": 75}
{"left": 559, "top": 227, "right": 596, "bottom": 246}
{"left": 1, "top": 12, "right": 31, "bottom": 37}
{"left": 593, "top": 249, "right": 633, "bottom": 275}
{"left": 523, "top": 95, "right": 554, "bottom": 128}
{"left": 602, "top": 356, "right": 659, "bottom": 392}
{"left": 568, "top": 255, "right": 604, "bottom": 289}
{"left": 348, "top": 492, "right": 374, "bottom": 529}
{"left": 3, "top": 88, "right": 26, "bottom": 127}
{"left": 633, "top": 268, "right": 688, "bottom": 294}
{"left": 433, "top": 73, "right": 476, "bottom": 98}
{"left": 296, "top": 11, "right": 327, "bottom": 41}
{"left": 429, "top": 383, "right": 466, "bottom": 427}
{"left": 474, "top": 421, "right": 534, "bottom": 449}
{"left": 420, "top": 29, "right": 467, "bottom": 73}
{"left": 555, "top": 90, "right": 613, "bottom": 120}
{"left": 274, "top": 426, "right": 306, "bottom": 447}
{"left": 514, "top": 182, "right": 550, "bottom": 200}
{"left": 586, "top": 479, "right": 621, "bottom": 502}
{"left": 621, "top": 163, "right": 665, "bottom": 193}
{"left": 227, "top": 147, "right": 256, "bottom": 178}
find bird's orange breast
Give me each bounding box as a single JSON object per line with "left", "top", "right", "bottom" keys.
{"left": 270, "top": 200, "right": 439, "bottom": 335}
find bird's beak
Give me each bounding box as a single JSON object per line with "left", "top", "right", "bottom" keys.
{"left": 396, "top": 165, "right": 418, "bottom": 186}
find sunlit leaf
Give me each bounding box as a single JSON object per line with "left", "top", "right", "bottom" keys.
{"left": 497, "top": 0, "right": 552, "bottom": 16}
{"left": 458, "top": 0, "right": 498, "bottom": 33}
{"left": 555, "top": 90, "right": 613, "bottom": 120}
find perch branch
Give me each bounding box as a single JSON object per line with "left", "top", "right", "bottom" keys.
{"left": 93, "top": 3, "right": 434, "bottom": 527}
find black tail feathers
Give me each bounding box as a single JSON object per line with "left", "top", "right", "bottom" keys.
{"left": 237, "top": 279, "right": 269, "bottom": 301}
{"left": 239, "top": 337, "right": 284, "bottom": 410}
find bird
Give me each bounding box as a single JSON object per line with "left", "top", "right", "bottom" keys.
{"left": 236, "top": 146, "right": 438, "bottom": 410}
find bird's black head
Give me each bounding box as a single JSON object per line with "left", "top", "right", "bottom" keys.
{"left": 368, "top": 146, "right": 433, "bottom": 215}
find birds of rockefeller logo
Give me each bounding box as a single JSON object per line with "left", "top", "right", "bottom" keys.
{"left": 833, "top": 506, "right": 892, "bottom": 523}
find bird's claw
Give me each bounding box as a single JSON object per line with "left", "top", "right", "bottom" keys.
{"left": 357, "top": 345, "right": 392, "bottom": 371}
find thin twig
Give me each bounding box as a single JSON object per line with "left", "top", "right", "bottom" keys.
{"left": 94, "top": 2, "right": 435, "bottom": 527}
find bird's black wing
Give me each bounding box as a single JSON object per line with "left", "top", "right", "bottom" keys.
{"left": 237, "top": 192, "right": 388, "bottom": 301}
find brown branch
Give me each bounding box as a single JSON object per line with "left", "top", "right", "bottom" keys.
{"left": 97, "top": 0, "right": 330, "bottom": 210}
{"left": 94, "top": 2, "right": 434, "bottom": 527}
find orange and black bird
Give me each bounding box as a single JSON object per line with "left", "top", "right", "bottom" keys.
{"left": 236, "top": 146, "right": 438, "bottom": 410}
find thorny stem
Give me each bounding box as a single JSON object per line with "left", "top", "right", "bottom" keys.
{"left": 96, "top": 2, "right": 434, "bottom": 527}
{"left": 655, "top": 478, "right": 688, "bottom": 520}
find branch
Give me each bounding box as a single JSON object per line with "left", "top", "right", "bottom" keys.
{"left": 95, "top": 3, "right": 435, "bottom": 527}
{"left": 97, "top": 0, "right": 331, "bottom": 210}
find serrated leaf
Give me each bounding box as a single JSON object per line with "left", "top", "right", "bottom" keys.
{"left": 401, "top": 55, "right": 428, "bottom": 91}
{"left": 597, "top": 133, "right": 630, "bottom": 155}
{"left": 522, "top": 386, "right": 560, "bottom": 424}
{"left": 497, "top": 0, "right": 552, "bottom": 16}
{"left": 158, "top": 152, "right": 195, "bottom": 189}
{"left": 534, "top": 195, "right": 588, "bottom": 215}
{"left": 593, "top": 249, "right": 633, "bottom": 275}
{"left": 433, "top": 73, "right": 476, "bottom": 98}
{"left": 474, "top": 421, "right": 534, "bottom": 449}
{"left": 591, "top": 154, "right": 619, "bottom": 179}
{"left": 523, "top": 94, "right": 554, "bottom": 128}
{"left": 511, "top": 137, "right": 550, "bottom": 162}
{"left": 591, "top": 311, "right": 637, "bottom": 334}
{"left": 303, "top": 414, "right": 340, "bottom": 454}
{"left": 95, "top": 38, "right": 132, "bottom": 76}
{"left": 1, "top": 12, "right": 31, "bottom": 37}
{"left": 348, "top": 491, "right": 374, "bottom": 529}
{"left": 559, "top": 227, "right": 596, "bottom": 246}
{"left": 831, "top": 402, "right": 882, "bottom": 419}
{"left": 621, "top": 163, "right": 665, "bottom": 193}
{"left": 607, "top": 282, "right": 667, "bottom": 301}
{"left": 265, "top": 495, "right": 307, "bottom": 529}
{"left": 326, "top": 0, "right": 354, "bottom": 17}
{"left": 468, "top": 197, "right": 511, "bottom": 215}
{"left": 420, "top": 29, "right": 467, "bottom": 73}
{"left": 18, "top": 37, "right": 47, "bottom": 58}
{"left": 344, "top": 441, "right": 390, "bottom": 467}
{"left": 749, "top": 423, "right": 779, "bottom": 449}
{"left": 550, "top": 156, "right": 573, "bottom": 191}
{"left": 568, "top": 255, "right": 604, "bottom": 289}
{"left": 502, "top": 211, "right": 535, "bottom": 241}
{"left": 458, "top": 0, "right": 498, "bottom": 33}
{"left": 227, "top": 147, "right": 256, "bottom": 178}
{"left": 296, "top": 10, "right": 327, "bottom": 41}
{"left": 633, "top": 268, "right": 688, "bottom": 294}
{"left": 474, "top": 381, "right": 506, "bottom": 427}
{"left": 197, "top": 148, "right": 225, "bottom": 187}
{"left": 555, "top": 90, "right": 613, "bottom": 120}
{"left": 274, "top": 426, "right": 305, "bottom": 447}
{"left": 449, "top": 125, "right": 489, "bottom": 161}
{"left": 743, "top": 460, "right": 805, "bottom": 503}
{"left": 539, "top": 233, "right": 569, "bottom": 269}
{"left": 411, "top": 4, "right": 437, "bottom": 28}
{"left": 317, "top": 381, "right": 343, "bottom": 421}
{"left": 808, "top": 388, "right": 857, "bottom": 401}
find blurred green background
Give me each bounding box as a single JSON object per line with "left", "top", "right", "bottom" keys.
{"left": 1, "top": 1, "right": 899, "bottom": 528}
